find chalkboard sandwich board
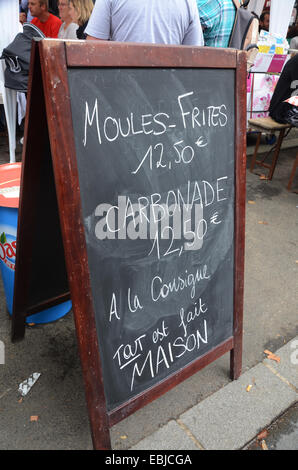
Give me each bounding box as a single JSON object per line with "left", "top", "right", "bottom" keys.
{"left": 12, "top": 39, "right": 247, "bottom": 450}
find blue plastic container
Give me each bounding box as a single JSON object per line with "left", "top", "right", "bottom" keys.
{"left": 0, "top": 163, "right": 71, "bottom": 323}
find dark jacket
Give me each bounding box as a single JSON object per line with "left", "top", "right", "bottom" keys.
{"left": 269, "top": 54, "right": 298, "bottom": 123}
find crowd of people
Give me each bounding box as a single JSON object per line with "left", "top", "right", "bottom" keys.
{"left": 19, "top": 0, "right": 95, "bottom": 40}
{"left": 18, "top": 0, "right": 298, "bottom": 49}
{"left": 1, "top": 0, "right": 294, "bottom": 128}
{"left": 17, "top": 0, "right": 239, "bottom": 47}
{"left": 18, "top": 0, "right": 298, "bottom": 50}
{"left": 2, "top": 0, "right": 238, "bottom": 138}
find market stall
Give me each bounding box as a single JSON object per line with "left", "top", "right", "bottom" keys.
{"left": 247, "top": 0, "right": 297, "bottom": 126}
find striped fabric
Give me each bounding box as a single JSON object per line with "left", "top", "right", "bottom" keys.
{"left": 196, "top": 0, "right": 236, "bottom": 47}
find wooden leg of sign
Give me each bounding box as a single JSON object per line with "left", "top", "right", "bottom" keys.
{"left": 11, "top": 311, "right": 26, "bottom": 342}
{"left": 11, "top": 41, "right": 45, "bottom": 342}
{"left": 230, "top": 261, "right": 244, "bottom": 379}
{"left": 230, "top": 338, "right": 242, "bottom": 380}
{"left": 231, "top": 51, "right": 246, "bottom": 382}
{"left": 230, "top": 234, "right": 244, "bottom": 380}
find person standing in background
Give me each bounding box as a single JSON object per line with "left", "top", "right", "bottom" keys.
{"left": 29, "top": 0, "right": 62, "bottom": 37}
{"left": 269, "top": 53, "right": 298, "bottom": 123}
{"left": 259, "top": 11, "right": 270, "bottom": 32}
{"left": 85, "top": 0, "right": 204, "bottom": 46}
{"left": 21, "top": 0, "right": 59, "bottom": 21}
{"left": 58, "top": 0, "right": 78, "bottom": 39}
{"left": 20, "top": 0, "right": 33, "bottom": 21}
{"left": 196, "top": 0, "right": 236, "bottom": 47}
{"left": 68, "top": 0, "right": 94, "bottom": 39}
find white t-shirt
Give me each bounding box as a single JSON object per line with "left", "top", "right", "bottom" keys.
{"left": 85, "top": 0, "right": 204, "bottom": 46}
{"left": 58, "top": 22, "right": 78, "bottom": 39}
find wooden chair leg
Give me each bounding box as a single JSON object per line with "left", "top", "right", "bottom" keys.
{"left": 250, "top": 132, "right": 262, "bottom": 173}
{"left": 287, "top": 150, "right": 298, "bottom": 191}
{"left": 267, "top": 128, "right": 285, "bottom": 180}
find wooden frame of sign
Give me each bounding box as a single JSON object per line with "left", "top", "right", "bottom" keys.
{"left": 12, "top": 39, "right": 247, "bottom": 450}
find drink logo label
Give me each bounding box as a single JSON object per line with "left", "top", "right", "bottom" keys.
{"left": 0, "top": 232, "right": 16, "bottom": 270}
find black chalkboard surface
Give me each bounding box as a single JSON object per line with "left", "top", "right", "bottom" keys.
{"left": 68, "top": 67, "right": 235, "bottom": 411}
{"left": 12, "top": 40, "right": 246, "bottom": 449}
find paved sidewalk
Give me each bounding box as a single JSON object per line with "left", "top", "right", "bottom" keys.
{"left": 131, "top": 338, "right": 298, "bottom": 450}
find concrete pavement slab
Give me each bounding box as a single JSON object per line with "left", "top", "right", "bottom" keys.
{"left": 246, "top": 402, "right": 298, "bottom": 450}
{"left": 179, "top": 362, "right": 297, "bottom": 450}
{"left": 131, "top": 420, "right": 201, "bottom": 451}
{"left": 263, "top": 338, "right": 298, "bottom": 390}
